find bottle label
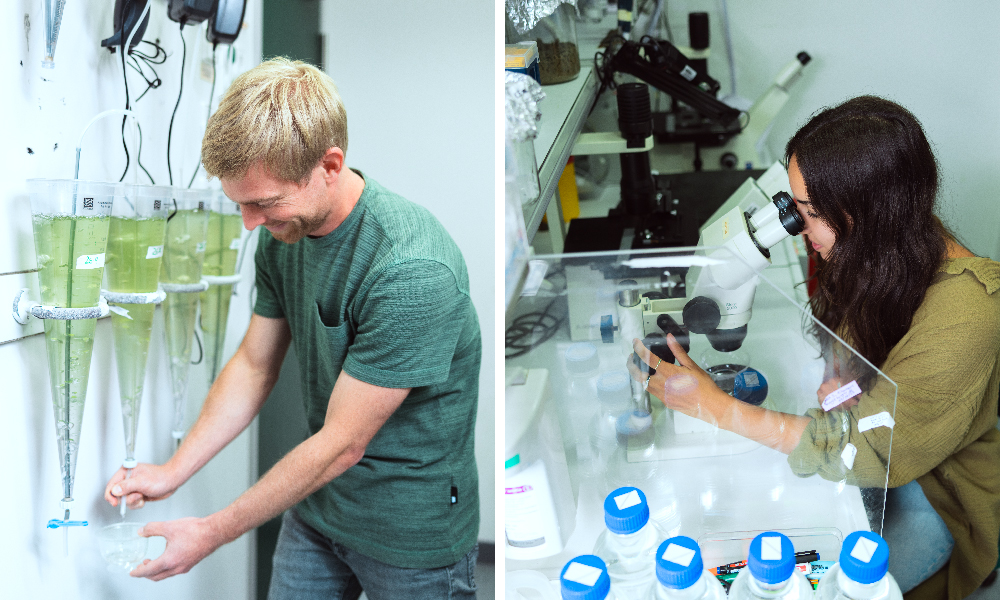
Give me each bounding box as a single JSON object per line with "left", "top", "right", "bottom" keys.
{"left": 761, "top": 535, "right": 783, "bottom": 560}
{"left": 563, "top": 562, "right": 602, "bottom": 586}
{"left": 662, "top": 543, "right": 695, "bottom": 567}
{"left": 146, "top": 245, "right": 164, "bottom": 259}
{"left": 75, "top": 253, "right": 105, "bottom": 269}
{"left": 614, "top": 489, "right": 642, "bottom": 510}
{"left": 850, "top": 537, "right": 879, "bottom": 562}
{"left": 504, "top": 460, "right": 557, "bottom": 550}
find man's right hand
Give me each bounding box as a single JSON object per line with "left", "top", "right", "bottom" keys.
{"left": 104, "top": 463, "right": 181, "bottom": 510}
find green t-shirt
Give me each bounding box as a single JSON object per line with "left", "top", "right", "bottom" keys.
{"left": 253, "top": 172, "right": 481, "bottom": 569}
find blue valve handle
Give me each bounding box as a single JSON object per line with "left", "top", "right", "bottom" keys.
{"left": 47, "top": 519, "right": 88, "bottom": 529}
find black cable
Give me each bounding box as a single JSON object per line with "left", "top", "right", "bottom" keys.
{"left": 504, "top": 266, "right": 567, "bottom": 359}
{"left": 128, "top": 55, "right": 162, "bottom": 102}
{"left": 136, "top": 123, "right": 154, "bottom": 184}
{"left": 190, "top": 326, "right": 203, "bottom": 365}
{"left": 134, "top": 39, "right": 168, "bottom": 63}
{"left": 167, "top": 21, "right": 187, "bottom": 186}
{"left": 505, "top": 296, "right": 565, "bottom": 359}
{"left": 118, "top": 0, "right": 131, "bottom": 182}
{"left": 167, "top": 198, "right": 178, "bottom": 222}
{"left": 187, "top": 43, "right": 218, "bottom": 189}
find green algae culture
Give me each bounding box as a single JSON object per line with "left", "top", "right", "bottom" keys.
{"left": 28, "top": 179, "right": 117, "bottom": 519}
{"left": 105, "top": 191, "right": 168, "bottom": 462}
{"left": 200, "top": 210, "right": 244, "bottom": 383}
{"left": 34, "top": 213, "right": 111, "bottom": 499}
{"left": 159, "top": 192, "right": 210, "bottom": 441}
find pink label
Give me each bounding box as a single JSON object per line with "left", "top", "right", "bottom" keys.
{"left": 505, "top": 485, "right": 534, "bottom": 495}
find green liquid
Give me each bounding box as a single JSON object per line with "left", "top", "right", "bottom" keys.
{"left": 160, "top": 208, "right": 209, "bottom": 436}
{"left": 105, "top": 216, "right": 166, "bottom": 459}
{"left": 200, "top": 213, "right": 243, "bottom": 383}
{"left": 32, "top": 214, "right": 110, "bottom": 500}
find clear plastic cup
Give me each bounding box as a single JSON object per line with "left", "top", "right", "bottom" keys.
{"left": 98, "top": 522, "right": 148, "bottom": 572}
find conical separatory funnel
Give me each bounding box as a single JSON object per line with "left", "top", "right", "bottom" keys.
{"left": 159, "top": 188, "right": 210, "bottom": 446}
{"left": 200, "top": 191, "right": 244, "bottom": 384}
{"left": 42, "top": 0, "right": 67, "bottom": 68}
{"left": 104, "top": 185, "right": 170, "bottom": 495}
{"left": 27, "top": 179, "right": 117, "bottom": 523}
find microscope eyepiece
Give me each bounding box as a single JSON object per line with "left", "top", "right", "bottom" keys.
{"left": 773, "top": 191, "right": 805, "bottom": 236}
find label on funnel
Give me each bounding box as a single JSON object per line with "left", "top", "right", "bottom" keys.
{"left": 76, "top": 253, "right": 105, "bottom": 270}
{"left": 229, "top": 238, "right": 242, "bottom": 250}
{"left": 146, "top": 245, "right": 164, "bottom": 259}
{"left": 196, "top": 241, "right": 207, "bottom": 254}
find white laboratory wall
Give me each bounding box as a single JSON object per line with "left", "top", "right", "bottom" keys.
{"left": 319, "top": 1, "right": 496, "bottom": 543}
{"left": 0, "top": 0, "right": 263, "bottom": 597}
{"left": 657, "top": 0, "right": 1000, "bottom": 260}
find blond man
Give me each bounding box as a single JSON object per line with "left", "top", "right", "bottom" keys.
{"left": 105, "top": 58, "right": 481, "bottom": 599}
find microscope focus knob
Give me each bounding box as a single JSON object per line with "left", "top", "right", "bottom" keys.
{"left": 682, "top": 296, "right": 721, "bottom": 334}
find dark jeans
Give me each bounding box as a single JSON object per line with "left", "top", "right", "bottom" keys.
{"left": 267, "top": 507, "right": 478, "bottom": 600}
{"left": 882, "top": 480, "right": 954, "bottom": 592}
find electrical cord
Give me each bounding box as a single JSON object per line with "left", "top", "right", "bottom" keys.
{"left": 190, "top": 326, "right": 203, "bottom": 364}
{"left": 118, "top": 0, "right": 131, "bottom": 182}
{"left": 187, "top": 43, "right": 218, "bottom": 189}
{"left": 505, "top": 266, "right": 567, "bottom": 359}
{"left": 505, "top": 296, "right": 565, "bottom": 359}
{"left": 167, "top": 21, "right": 187, "bottom": 186}
{"left": 136, "top": 123, "right": 154, "bottom": 184}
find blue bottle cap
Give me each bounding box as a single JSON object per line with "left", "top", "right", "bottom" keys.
{"left": 839, "top": 531, "right": 890, "bottom": 584}
{"left": 560, "top": 555, "right": 611, "bottom": 600}
{"left": 603, "top": 487, "right": 650, "bottom": 535}
{"left": 615, "top": 410, "right": 653, "bottom": 436}
{"left": 655, "top": 536, "right": 703, "bottom": 589}
{"left": 596, "top": 370, "right": 630, "bottom": 402}
{"left": 747, "top": 531, "right": 795, "bottom": 584}
{"left": 733, "top": 368, "right": 768, "bottom": 406}
{"left": 565, "top": 342, "right": 598, "bottom": 373}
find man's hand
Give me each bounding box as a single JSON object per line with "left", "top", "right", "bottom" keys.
{"left": 104, "top": 463, "right": 180, "bottom": 510}
{"left": 130, "top": 517, "right": 226, "bottom": 581}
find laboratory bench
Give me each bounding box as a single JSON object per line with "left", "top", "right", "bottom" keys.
{"left": 504, "top": 240, "right": 898, "bottom": 586}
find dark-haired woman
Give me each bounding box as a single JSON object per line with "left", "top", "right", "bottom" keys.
{"left": 629, "top": 96, "right": 1000, "bottom": 599}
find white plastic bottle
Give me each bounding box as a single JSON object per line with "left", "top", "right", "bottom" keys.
{"left": 727, "top": 532, "right": 814, "bottom": 599}
{"left": 649, "top": 536, "right": 726, "bottom": 600}
{"left": 560, "top": 555, "right": 617, "bottom": 600}
{"left": 815, "top": 531, "right": 902, "bottom": 600}
{"left": 593, "top": 487, "right": 663, "bottom": 599}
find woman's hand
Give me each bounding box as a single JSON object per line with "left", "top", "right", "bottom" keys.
{"left": 626, "top": 333, "right": 729, "bottom": 425}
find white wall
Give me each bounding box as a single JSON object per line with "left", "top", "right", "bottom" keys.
{"left": 655, "top": 0, "right": 1000, "bottom": 259}
{"left": 319, "top": 0, "right": 496, "bottom": 542}
{"left": 0, "top": 0, "right": 262, "bottom": 597}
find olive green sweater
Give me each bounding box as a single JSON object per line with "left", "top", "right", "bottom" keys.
{"left": 788, "top": 257, "right": 1000, "bottom": 599}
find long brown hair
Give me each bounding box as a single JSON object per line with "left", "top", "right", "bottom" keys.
{"left": 786, "top": 96, "right": 948, "bottom": 369}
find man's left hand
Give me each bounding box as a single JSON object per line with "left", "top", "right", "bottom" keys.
{"left": 130, "top": 517, "right": 226, "bottom": 581}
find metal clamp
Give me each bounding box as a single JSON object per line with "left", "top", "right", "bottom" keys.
{"left": 13, "top": 289, "right": 110, "bottom": 325}
{"left": 160, "top": 280, "right": 210, "bottom": 294}
{"left": 201, "top": 274, "right": 242, "bottom": 286}
{"left": 101, "top": 289, "right": 167, "bottom": 305}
